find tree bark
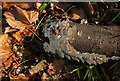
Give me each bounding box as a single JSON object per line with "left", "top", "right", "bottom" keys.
{"left": 71, "top": 24, "right": 120, "bottom": 57}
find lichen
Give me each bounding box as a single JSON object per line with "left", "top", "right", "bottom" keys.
{"left": 42, "top": 19, "right": 120, "bottom": 65}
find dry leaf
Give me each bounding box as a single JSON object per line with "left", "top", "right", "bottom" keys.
{"left": 17, "top": 73, "right": 29, "bottom": 80}
{"left": 35, "top": 2, "right": 42, "bottom": 10}
{"left": 1, "top": 34, "right": 12, "bottom": 65}
{"left": 11, "top": 5, "right": 39, "bottom": 24}
{"left": 3, "top": 2, "right": 35, "bottom": 10}
{"left": 12, "top": 31, "right": 24, "bottom": 42}
{"left": 4, "top": 5, "right": 39, "bottom": 27}
{"left": 41, "top": 72, "right": 49, "bottom": 80}
{"left": 47, "top": 58, "right": 66, "bottom": 76}
{"left": 1, "top": 5, "right": 39, "bottom": 77}
{"left": 4, "top": 27, "right": 18, "bottom": 34}
{"left": 27, "top": 10, "right": 39, "bottom": 24}
{"left": 1, "top": 34, "right": 21, "bottom": 78}
{"left": 3, "top": 11, "right": 15, "bottom": 20}
{"left": 0, "top": 34, "right": 12, "bottom": 58}
{"left": 6, "top": 18, "right": 27, "bottom": 32}
{"left": 4, "top": 5, "right": 38, "bottom": 42}
{"left": 0, "top": 34, "right": 13, "bottom": 71}
{"left": 84, "top": 2, "right": 94, "bottom": 16}
{"left": 70, "top": 13, "right": 81, "bottom": 20}
{"left": 12, "top": 5, "right": 30, "bottom": 24}
{"left": 0, "top": 2, "right": 2, "bottom": 10}
{"left": 52, "top": 3, "right": 71, "bottom": 11}
{"left": 4, "top": 6, "right": 39, "bottom": 42}
{"left": 2, "top": 2, "right": 10, "bottom": 10}
{"left": 69, "top": 8, "right": 86, "bottom": 20}
{"left": 10, "top": 73, "right": 29, "bottom": 80}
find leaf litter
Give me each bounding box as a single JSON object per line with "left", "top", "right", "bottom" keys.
{"left": 1, "top": 2, "right": 120, "bottom": 81}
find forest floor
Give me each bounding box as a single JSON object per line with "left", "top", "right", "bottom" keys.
{"left": 0, "top": 2, "right": 120, "bottom": 81}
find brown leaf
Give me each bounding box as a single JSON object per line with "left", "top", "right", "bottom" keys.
{"left": 11, "top": 5, "right": 39, "bottom": 24}
{"left": 12, "top": 26, "right": 33, "bottom": 42}
{"left": 51, "top": 3, "right": 71, "bottom": 11}
{"left": 10, "top": 73, "right": 29, "bottom": 80}
{"left": 4, "top": 2, "right": 35, "bottom": 10}
{"left": 1, "top": 34, "right": 21, "bottom": 78}
{"left": 41, "top": 72, "right": 49, "bottom": 80}
{"left": 35, "top": 2, "right": 42, "bottom": 10}
{"left": 0, "top": 34, "right": 13, "bottom": 70}
{"left": 12, "top": 31, "right": 24, "bottom": 42}
{"left": 3, "top": 11, "right": 15, "bottom": 20}
{"left": 27, "top": 10, "right": 39, "bottom": 24}
{"left": 6, "top": 18, "right": 27, "bottom": 32}
{"left": 4, "top": 5, "right": 38, "bottom": 42}
{"left": 17, "top": 73, "right": 29, "bottom": 80}
{"left": 11, "top": 5, "right": 30, "bottom": 24}
{"left": 3, "top": 6, "right": 38, "bottom": 28}
{"left": 2, "top": 2, "right": 10, "bottom": 10}
{"left": 4, "top": 27, "right": 18, "bottom": 34}
{"left": 0, "top": 34, "right": 12, "bottom": 58}
{"left": 4, "top": 18, "right": 33, "bottom": 42}
{"left": 69, "top": 8, "right": 86, "bottom": 21}
{"left": 47, "top": 58, "right": 66, "bottom": 76}
{"left": 4, "top": 10, "right": 34, "bottom": 42}
{"left": 84, "top": 2, "right": 94, "bottom": 16}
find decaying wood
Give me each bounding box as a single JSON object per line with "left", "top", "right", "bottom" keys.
{"left": 29, "top": 60, "right": 48, "bottom": 74}
{"left": 71, "top": 24, "right": 120, "bottom": 57}
{"left": 42, "top": 19, "right": 120, "bottom": 65}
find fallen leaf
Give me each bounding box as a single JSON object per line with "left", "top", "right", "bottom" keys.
{"left": 0, "top": 34, "right": 18, "bottom": 74}
{"left": 27, "top": 10, "right": 39, "bottom": 24}
{"left": 3, "top": 2, "right": 35, "bottom": 10}
{"left": 4, "top": 27, "right": 18, "bottom": 34}
{"left": 6, "top": 18, "right": 27, "bottom": 32}
{"left": 35, "top": 2, "right": 42, "bottom": 10}
{"left": 69, "top": 8, "right": 86, "bottom": 21}
{"left": 47, "top": 58, "right": 66, "bottom": 76}
{"left": 12, "top": 31, "right": 24, "bottom": 42}
{"left": 2, "top": 2, "right": 10, "bottom": 10}
{"left": 0, "top": 34, "right": 12, "bottom": 58}
{"left": 41, "top": 72, "right": 49, "bottom": 80}
{"left": 0, "top": 2, "right": 2, "bottom": 10}
{"left": 10, "top": 73, "right": 29, "bottom": 80}
{"left": 84, "top": 2, "right": 94, "bottom": 17}
{"left": 4, "top": 11, "right": 15, "bottom": 20}
{"left": 1, "top": 34, "right": 22, "bottom": 78}
{"left": 51, "top": 3, "right": 71, "bottom": 11}
{"left": 11, "top": 5, "right": 30, "bottom": 24}
{"left": 4, "top": 5, "right": 38, "bottom": 42}
{"left": 11, "top": 5, "right": 39, "bottom": 24}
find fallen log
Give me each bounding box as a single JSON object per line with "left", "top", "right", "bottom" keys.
{"left": 42, "top": 19, "right": 120, "bottom": 65}
{"left": 71, "top": 23, "right": 120, "bottom": 57}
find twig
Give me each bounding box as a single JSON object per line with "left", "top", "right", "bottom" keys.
{"left": 34, "top": 11, "right": 48, "bottom": 31}
{"left": 99, "top": 4, "right": 108, "bottom": 22}
{"left": 108, "top": 62, "right": 118, "bottom": 70}
{"left": 65, "top": 5, "right": 76, "bottom": 13}
{"left": 100, "top": 65, "right": 107, "bottom": 79}
{"left": 29, "top": 9, "right": 50, "bottom": 42}
{"left": 28, "top": 27, "right": 43, "bottom": 41}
